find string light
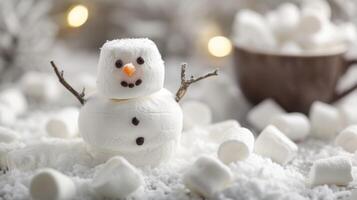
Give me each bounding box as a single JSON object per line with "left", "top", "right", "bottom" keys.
{"left": 208, "top": 36, "right": 232, "bottom": 57}
{"left": 67, "top": 5, "right": 89, "bottom": 28}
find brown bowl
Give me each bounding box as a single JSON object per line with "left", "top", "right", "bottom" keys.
{"left": 233, "top": 46, "right": 357, "bottom": 113}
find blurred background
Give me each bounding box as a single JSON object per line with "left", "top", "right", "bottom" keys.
{"left": 1, "top": 0, "right": 357, "bottom": 125}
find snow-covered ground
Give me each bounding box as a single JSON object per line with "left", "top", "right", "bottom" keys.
{"left": 1, "top": 114, "right": 356, "bottom": 200}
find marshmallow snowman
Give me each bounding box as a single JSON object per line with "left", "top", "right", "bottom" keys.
{"left": 79, "top": 38, "right": 183, "bottom": 167}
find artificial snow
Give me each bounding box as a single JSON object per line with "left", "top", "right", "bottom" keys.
{"left": 1, "top": 109, "right": 357, "bottom": 200}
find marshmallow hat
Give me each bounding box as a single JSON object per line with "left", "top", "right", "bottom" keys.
{"left": 97, "top": 38, "right": 165, "bottom": 99}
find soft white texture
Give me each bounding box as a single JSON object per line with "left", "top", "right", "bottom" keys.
{"left": 207, "top": 120, "right": 241, "bottom": 143}
{"left": 217, "top": 127, "right": 255, "bottom": 164}
{"left": 254, "top": 125, "right": 298, "bottom": 165}
{"left": 92, "top": 156, "right": 143, "bottom": 199}
{"left": 301, "top": 0, "right": 331, "bottom": 19}
{"left": 79, "top": 89, "right": 182, "bottom": 166}
{"left": 182, "top": 100, "right": 212, "bottom": 130}
{"left": 0, "top": 105, "right": 16, "bottom": 125}
{"left": 309, "top": 101, "right": 343, "bottom": 140}
{"left": 183, "top": 156, "right": 233, "bottom": 197}
{"left": 297, "top": 9, "right": 327, "bottom": 36}
{"left": 232, "top": 10, "right": 277, "bottom": 51}
{"left": 0, "top": 126, "right": 19, "bottom": 143}
{"left": 267, "top": 3, "right": 300, "bottom": 41}
{"left": 335, "top": 125, "right": 357, "bottom": 153}
{"left": 339, "top": 104, "right": 357, "bottom": 127}
{"left": 309, "top": 156, "right": 353, "bottom": 186}
{"left": 279, "top": 41, "right": 302, "bottom": 54}
{"left": 19, "top": 72, "right": 60, "bottom": 102}
{"left": 96, "top": 38, "right": 165, "bottom": 99}
{"left": 46, "top": 107, "right": 79, "bottom": 139}
{"left": 296, "top": 23, "right": 344, "bottom": 53}
{"left": 231, "top": 2, "right": 356, "bottom": 55}
{"left": 247, "top": 99, "right": 286, "bottom": 131}
{"left": 0, "top": 88, "right": 27, "bottom": 115}
{"left": 30, "top": 168, "right": 76, "bottom": 200}
{"left": 270, "top": 113, "right": 310, "bottom": 142}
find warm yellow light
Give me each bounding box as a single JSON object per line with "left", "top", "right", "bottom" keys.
{"left": 67, "top": 5, "right": 88, "bottom": 28}
{"left": 208, "top": 36, "right": 232, "bottom": 57}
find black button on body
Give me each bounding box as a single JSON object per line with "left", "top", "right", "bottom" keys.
{"left": 136, "top": 137, "right": 144, "bottom": 145}
{"left": 132, "top": 117, "right": 140, "bottom": 126}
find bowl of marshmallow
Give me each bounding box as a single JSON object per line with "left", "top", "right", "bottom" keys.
{"left": 232, "top": 1, "right": 357, "bottom": 113}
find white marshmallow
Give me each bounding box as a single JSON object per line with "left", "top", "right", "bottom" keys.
{"left": 298, "top": 23, "right": 345, "bottom": 53}
{"left": 183, "top": 156, "right": 233, "bottom": 197}
{"left": 270, "top": 113, "right": 310, "bottom": 141}
{"left": 247, "top": 99, "right": 286, "bottom": 131}
{"left": 233, "top": 10, "right": 277, "bottom": 51}
{"left": 338, "top": 23, "right": 357, "bottom": 44}
{"left": 182, "top": 100, "right": 212, "bottom": 130}
{"left": 335, "top": 125, "right": 357, "bottom": 153}
{"left": 0, "top": 126, "right": 19, "bottom": 143}
{"left": 309, "top": 156, "right": 353, "bottom": 186}
{"left": 92, "top": 156, "right": 143, "bottom": 199}
{"left": 207, "top": 120, "right": 241, "bottom": 143}
{"left": 79, "top": 89, "right": 182, "bottom": 166}
{"left": 297, "top": 9, "right": 327, "bottom": 36}
{"left": 217, "top": 127, "right": 255, "bottom": 164}
{"left": 0, "top": 105, "right": 16, "bottom": 125}
{"left": 20, "top": 72, "right": 60, "bottom": 102}
{"left": 30, "top": 168, "right": 76, "bottom": 200}
{"left": 309, "top": 101, "right": 343, "bottom": 140}
{"left": 350, "top": 189, "right": 357, "bottom": 200}
{"left": 255, "top": 125, "right": 298, "bottom": 165}
{"left": 267, "top": 3, "right": 300, "bottom": 41}
{"left": 46, "top": 107, "right": 79, "bottom": 138}
{"left": 0, "top": 88, "right": 27, "bottom": 115}
{"left": 302, "top": 0, "right": 331, "bottom": 19}
{"left": 97, "top": 38, "right": 165, "bottom": 99}
{"left": 280, "top": 41, "right": 302, "bottom": 54}
{"left": 339, "top": 104, "right": 357, "bottom": 127}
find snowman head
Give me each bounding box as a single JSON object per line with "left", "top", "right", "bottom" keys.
{"left": 97, "top": 38, "right": 165, "bottom": 99}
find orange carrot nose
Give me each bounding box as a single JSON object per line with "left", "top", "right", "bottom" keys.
{"left": 122, "top": 63, "right": 136, "bottom": 77}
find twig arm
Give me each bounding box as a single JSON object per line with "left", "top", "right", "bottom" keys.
{"left": 50, "top": 61, "right": 86, "bottom": 105}
{"left": 175, "top": 63, "right": 218, "bottom": 102}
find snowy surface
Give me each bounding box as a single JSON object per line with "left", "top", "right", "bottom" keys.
{"left": 1, "top": 110, "right": 357, "bottom": 200}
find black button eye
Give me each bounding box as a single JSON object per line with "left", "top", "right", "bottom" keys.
{"left": 136, "top": 57, "right": 144, "bottom": 65}
{"left": 115, "top": 59, "right": 123, "bottom": 68}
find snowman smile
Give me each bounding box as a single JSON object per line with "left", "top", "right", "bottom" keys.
{"left": 120, "top": 79, "right": 142, "bottom": 88}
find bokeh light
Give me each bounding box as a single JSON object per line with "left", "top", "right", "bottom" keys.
{"left": 67, "top": 5, "right": 89, "bottom": 28}
{"left": 208, "top": 36, "right": 232, "bottom": 57}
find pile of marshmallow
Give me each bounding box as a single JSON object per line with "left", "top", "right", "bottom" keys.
{"left": 247, "top": 99, "right": 357, "bottom": 188}
{"left": 177, "top": 98, "right": 357, "bottom": 198}
{"left": 232, "top": 0, "right": 357, "bottom": 54}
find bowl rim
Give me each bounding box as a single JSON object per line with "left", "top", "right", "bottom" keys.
{"left": 234, "top": 44, "right": 348, "bottom": 58}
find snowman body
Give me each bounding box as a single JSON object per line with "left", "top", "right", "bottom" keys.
{"left": 79, "top": 89, "right": 182, "bottom": 166}
{"left": 78, "top": 38, "right": 183, "bottom": 166}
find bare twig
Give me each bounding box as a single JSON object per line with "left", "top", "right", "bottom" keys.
{"left": 175, "top": 63, "right": 218, "bottom": 102}
{"left": 50, "top": 61, "right": 86, "bottom": 105}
